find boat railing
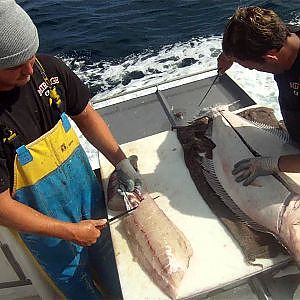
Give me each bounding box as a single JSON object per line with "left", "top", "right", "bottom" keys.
{"left": 92, "top": 67, "right": 218, "bottom": 110}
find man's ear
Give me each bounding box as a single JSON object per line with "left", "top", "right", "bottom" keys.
{"left": 263, "top": 49, "right": 279, "bottom": 62}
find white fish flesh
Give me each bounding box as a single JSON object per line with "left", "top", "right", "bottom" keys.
{"left": 202, "top": 109, "right": 300, "bottom": 264}
{"left": 122, "top": 192, "right": 193, "bottom": 299}
{"left": 107, "top": 159, "right": 193, "bottom": 299}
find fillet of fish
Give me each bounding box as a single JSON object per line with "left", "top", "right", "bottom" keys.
{"left": 122, "top": 192, "right": 193, "bottom": 299}
{"left": 202, "top": 109, "right": 300, "bottom": 264}
{"left": 107, "top": 157, "right": 193, "bottom": 299}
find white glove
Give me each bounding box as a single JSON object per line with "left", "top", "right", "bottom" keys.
{"left": 232, "top": 156, "right": 280, "bottom": 186}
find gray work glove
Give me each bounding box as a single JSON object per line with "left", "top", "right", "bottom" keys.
{"left": 232, "top": 156, "right": 280, "bottom": 186}
{"left": 115, "top": 158, "right": 142, "bottom": 192}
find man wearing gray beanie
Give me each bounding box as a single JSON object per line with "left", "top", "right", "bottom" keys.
{"left": 0, "top": 1, "right": 141, "bottom": 299}
{"left": 0, "top": 0, "right": 39, "bottom": 69}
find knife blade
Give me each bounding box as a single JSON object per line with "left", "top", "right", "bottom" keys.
{"left": 198, "top": 72, "right": 220, "bottom": 107}
{"left": 108, "top": 205, "right": 138, "bottom": 223}
{"left": 96, "top": 205, "right": 138, "bottom": 230}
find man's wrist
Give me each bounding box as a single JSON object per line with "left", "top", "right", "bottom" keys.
{"left": 115, "top": 158, "right": 129, "bottom": 170}
{"left": 49, "top": 221, "right": 76, "bottom": 241}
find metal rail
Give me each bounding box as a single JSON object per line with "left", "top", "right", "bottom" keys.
{"left": 0, "top": 243, "right": 32, "bottom": 289}
{"left": 92, "top": 67, "right": 218, "bottom": 103}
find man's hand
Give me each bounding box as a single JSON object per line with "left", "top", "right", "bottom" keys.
{"left": 70, "top": 219, "right": 107, "bottom": 247}
{"left": 217, "top": 52, "right": 233, "bottom": 74}
{"left": 232, "top": 156, "right": 279, "bottom": 186}
{"left": 115, "top": 158, "right": 142, "bottom": 192}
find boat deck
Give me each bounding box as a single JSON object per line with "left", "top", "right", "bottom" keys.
{"left": 94, "top": 70, "right": 300, "bottom": 300}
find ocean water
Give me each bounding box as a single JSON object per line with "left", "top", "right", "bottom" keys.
{"left": 19, "top": 1, "right": 300, "bottom": 110}
{"left": 18, "top": 0, "right": 300, "bottom": 166}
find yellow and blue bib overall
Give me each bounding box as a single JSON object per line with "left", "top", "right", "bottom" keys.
{"left": 12, "top": 112, "right": 121, "bottom": 299}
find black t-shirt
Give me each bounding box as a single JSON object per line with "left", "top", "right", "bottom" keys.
{"left": 274, "top": 32, "right": 300, "bottom": 143}
{"left": 0, "top": 54, "right": 90, "bottom": 192}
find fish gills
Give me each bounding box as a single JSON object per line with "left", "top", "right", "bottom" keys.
{"left": 122, "top": 193, "right": 193, "bottom": 299}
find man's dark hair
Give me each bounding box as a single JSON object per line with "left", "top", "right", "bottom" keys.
{"left": 222, "top": 6, "right": 290, "bottom": 62}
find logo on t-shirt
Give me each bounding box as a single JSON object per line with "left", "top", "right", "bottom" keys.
{"left": 37, "top": 77, "right": 60, "bottom": 97}
{"left": 289, "top": 80, "right": 300, "bottom": 96}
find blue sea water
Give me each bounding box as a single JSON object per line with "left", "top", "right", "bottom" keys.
{"left": 18, "top": 0, "right": 300, "bottom": 100}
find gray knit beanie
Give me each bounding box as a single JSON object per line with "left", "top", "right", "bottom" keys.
{"left": 0, "top": 0, "right": 39, "bottom": 69}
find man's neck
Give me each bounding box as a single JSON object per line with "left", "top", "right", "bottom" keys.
{"left": 282, "top": 33, "right": 300, "bottom": 70}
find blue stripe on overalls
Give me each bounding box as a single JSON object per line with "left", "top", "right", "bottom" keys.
{"left": 13, "top": 113, "right": 121, "bottom": 299}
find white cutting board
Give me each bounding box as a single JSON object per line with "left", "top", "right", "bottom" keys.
{"left": 99, "top": 131, "right": 288, "bottom": 300}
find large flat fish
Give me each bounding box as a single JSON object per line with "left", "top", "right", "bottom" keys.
{"left": 200, "top": 108, "right": 300, "bottom": 264}
{"left": 107, "top": 157, "right": 193, "bottom": 299}
{"left": 219, "top": 109, "right": 300, "bottom": 193}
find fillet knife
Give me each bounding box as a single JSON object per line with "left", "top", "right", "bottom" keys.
{"left": 108, "top": 206, "right": 138, "bottom": 223}
{"left": 97, "top": 192, "right": 160, "bottom": 229}
{"left": 105, "top": 193, "right": 159, "bottom": 224}
{"left": 198, "top": 72, "right": 220, "bottom": 107}
{"left": 96, "top": 206, "right": 138, "bottom": 230}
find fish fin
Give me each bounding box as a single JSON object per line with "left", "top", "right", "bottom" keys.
{"left": 247, "top": 120, "right": 292, "bottom": 144}
{"left": 200, "top": 157, "right": 269, "bottom": 233}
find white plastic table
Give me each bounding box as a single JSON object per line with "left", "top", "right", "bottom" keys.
{"left": 99, "top": 131, "right": 289, "bottom": 300}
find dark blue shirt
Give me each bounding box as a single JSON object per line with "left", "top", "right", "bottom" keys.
{"left": 274, "top": 47, "right": 300, "bottom": 143}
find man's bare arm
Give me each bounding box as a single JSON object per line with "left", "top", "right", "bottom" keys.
{"left": 0, "top": 189, "right": 106, "bottom": 246}
{"left": 279, "top": 154, "right": 300, "bottom": 173}
{"left": 71, "top": 103, "right": 126, "bottom": 166}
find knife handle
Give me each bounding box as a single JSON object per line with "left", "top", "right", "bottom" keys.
{"left": 96, "top": 223, "right": 108, "bottom": 230}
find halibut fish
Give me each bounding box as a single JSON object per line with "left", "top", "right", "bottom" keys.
{"left": 200, "top": 108, "right": 300, "bottom": 264}
{"left": 107, "top": 157, "right": 193, "bottom": 299}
